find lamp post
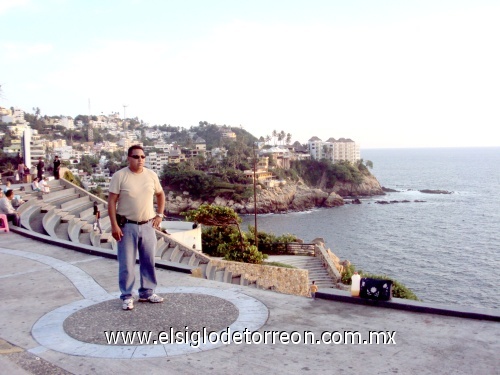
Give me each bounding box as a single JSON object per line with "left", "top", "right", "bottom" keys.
{"left": 253, "top": 142, "right": 258, "bottom": 249}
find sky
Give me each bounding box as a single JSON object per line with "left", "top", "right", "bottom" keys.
{"left": 1, "top": 0, "right": 499, "bottom": 149}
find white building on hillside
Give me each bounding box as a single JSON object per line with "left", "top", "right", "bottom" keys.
{"left": 2, "top": 108, "right": 27, "bottom": 125}
{"left": 145, "top": 152, "right": 169, "bottom": 175}
{"left": 307, "top": 136, "right": 360, "bottom": 163}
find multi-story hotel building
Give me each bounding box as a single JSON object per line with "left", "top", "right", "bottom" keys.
{"left": 307, "top": 136, "right": 360, "bottom": 163}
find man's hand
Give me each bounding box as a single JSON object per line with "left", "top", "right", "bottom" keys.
{"left": 152, "top": 216, "right": 162, "bottom": 229}
{"left": 111, "top": 224, "right": 123, "bottom": 241}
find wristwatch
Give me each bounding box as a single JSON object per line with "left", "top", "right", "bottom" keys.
{"left": 155, "top": 213, "right": 164, "bottom": 219}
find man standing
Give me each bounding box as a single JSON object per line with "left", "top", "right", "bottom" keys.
{"left": 36, "top": 157, "right": 44, "bottom": 180}
{"left": 108, "top": 145, "right": 165, "bottom": 311}
{"left": 0, "top": 190, "right": 21, "bottom": 226}
{"left": 53, "top": 155, "right": 61, "bottom": 180}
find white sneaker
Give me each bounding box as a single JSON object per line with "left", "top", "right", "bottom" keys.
{"left": 138, "top": 294, "right": 164, "bottom": 303}
{"left": 122, "top": 298, "right": 134, "bottom": 310}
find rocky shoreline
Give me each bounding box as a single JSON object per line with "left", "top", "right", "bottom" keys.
{"left": 165, "top": 174, "right": 385, "bottom": 215}
{"left": 382, "top": 187, "right": 453, "bottom": 194}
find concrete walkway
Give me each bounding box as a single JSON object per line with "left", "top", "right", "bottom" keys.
{"left": 0, "top": 231, "right": 498, "bottom": 375}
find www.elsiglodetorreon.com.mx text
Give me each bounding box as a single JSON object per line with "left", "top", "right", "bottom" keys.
{"left": 104, "top": 327, "right": 396, "bottom": 347}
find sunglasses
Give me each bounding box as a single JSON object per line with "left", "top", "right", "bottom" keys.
{"left": 130, "top": 155, "right": 146, "bottom": 159}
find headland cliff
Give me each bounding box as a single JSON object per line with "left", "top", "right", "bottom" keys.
{"left": 165, "top": 174, "right": 384, "bottom": 215}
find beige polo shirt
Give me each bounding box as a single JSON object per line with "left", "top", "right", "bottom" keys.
{"left": 109, "top": 167, "right": 163, "bottom": 222}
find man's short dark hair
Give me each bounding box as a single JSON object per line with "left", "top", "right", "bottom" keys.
{"left": 128, "top": 144, "right": 144, "bottom": 156}
{"left": 5, "top": 189, "right": 14, "bottom": 198}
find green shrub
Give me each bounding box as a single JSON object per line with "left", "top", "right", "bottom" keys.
{"left": 341, "top": 263, "right": 357, "bottom": 285}
{"left": 63, "top": 170, "right": 83, "bottom": 188}
{"left": 201, "top": 226, "right": 238, "bottom": 257}
{"left": 246, "top": 225, "right": 299, "bottom": 255}
{"left": 223, "top": 244, "right": 267, "bottom": 264}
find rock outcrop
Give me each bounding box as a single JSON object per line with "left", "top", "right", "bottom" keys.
{"left": 165, "top": 175, "right": 384, "bottom": 215}
{"left": 331, "top": 174, "right": 384, "bottom": 197}
{"left": 419, "top": 189, "right": 452, "bottom": 194}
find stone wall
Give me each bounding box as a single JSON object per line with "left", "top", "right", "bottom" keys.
{"left": 209, "top": 258, "right": 310, "bottom": 297}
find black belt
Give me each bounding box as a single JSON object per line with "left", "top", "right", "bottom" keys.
{"left": 125, "top": 218, "right": 153, "bottom": 225}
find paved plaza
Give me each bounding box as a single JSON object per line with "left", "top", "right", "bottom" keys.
{"left": 0, "top": 231, "right": 498, "bottom": 374}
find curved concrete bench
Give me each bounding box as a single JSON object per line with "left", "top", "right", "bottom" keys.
{"left": 88, "top": 220, "right": 112, "bottom": 247}
{"left": 60, "top": 196, "right": 92, "bottom": 212}
{"left": 155, "top": 238, "right": 170, "bottom": 257}
{"left": 40, "top": 194, "right": 81, "bottom": 212}
{"left": 68, "top": 218, "right": 87, "bottom": 243}
{"left": 59, "top": 199, "right": 95, "bottom": 224}
{"left": 79, "top": 203, "right": 106, "bottom": 220}
{"left": 17, "top": 197, "right": 39, "bottom": 216}
{"left": 19, "top": 199, "right": 43, "bottom": 231}
{"left": 41, "top": 187, "right": 77, "bottom": 202}
{"left": 89, "top": 228, "right": 100, "bottom": 247}
{"left": 42, "top": 206, "right": 64, "bottom": 238}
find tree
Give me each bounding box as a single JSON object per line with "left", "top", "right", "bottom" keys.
{"left": 76, "top": 155, "right": 99, "bottom": 174}
{"left": 286, "top": 133, "right": 292, "bottom": 145}
{"left": 89, "top": 186, "right": 105, "bottom": 199}
{"left": 185, "top": 204, "right": 245, "bottom": 248}
{"left": 279, "top": 130, "right": 286, "bottom": 145}
{"left": 184, "top": 204, "right": 266, "bottom": 264}
{"left": 277, "top": 132, "right": 284, "bottom": 145}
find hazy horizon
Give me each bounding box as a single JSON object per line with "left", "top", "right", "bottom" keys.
{"left": 1, "top": 0, "right": 499, "bottom": 149}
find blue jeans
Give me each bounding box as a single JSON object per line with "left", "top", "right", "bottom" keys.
{"left": 117, "top": 222, "right": 157, "bottom": 300}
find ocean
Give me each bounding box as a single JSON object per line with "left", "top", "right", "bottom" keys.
{"left": 242, "top": 147, "right": 500, "bottom": 310}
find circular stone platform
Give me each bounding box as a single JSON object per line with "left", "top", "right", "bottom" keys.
{"left": 31, "top": 286, "right": 269, "bottom": 358}
{"left": 64, "top": 293, "right": 239, "bottom": 345}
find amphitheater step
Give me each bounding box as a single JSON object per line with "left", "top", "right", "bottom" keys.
{"left": 99, "top": 242, "right": 113, "bottom": 250}
{"left": 161, "top": 247, "right": 175, "bottom": 261}
{"left": 28, "top": 211, "right": 47, "bottom": 235}
{"left": 170, "top": 246, "right": 184, "bottom": 263}
{"left": 100, "top": 233, "right": 112, "bottom": 243}
{"left": 223, "top": 269, "right": 233, "bottom": 283}
{"left": 60, "top": 214, "right": 76, "bottom": 223}
{"left": 187, "top": 253, "right": 200, "bottom": 267}
{"left": 78, "top": 232, "right": 92, "bottom": 246}
{"left": 81, "top": 224, "right": 93, "bottom": 233}
{"left": 214, "top": 270, "right": 225, "bottom": 282}
{"left": 54, "top": 222, "right": 70, "bottom": 241}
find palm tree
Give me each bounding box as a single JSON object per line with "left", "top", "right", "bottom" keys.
{"left": 278, "top": 132, "right": 284, "bottom": 145}
{"left": 286, "top": 133, "right": 292, "bottom": 145}
{"left": 279, "top": 130, "right": 286, "bottom": 145}
{"left": 272, "top": 130, "right": 277, "bottom": 145}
